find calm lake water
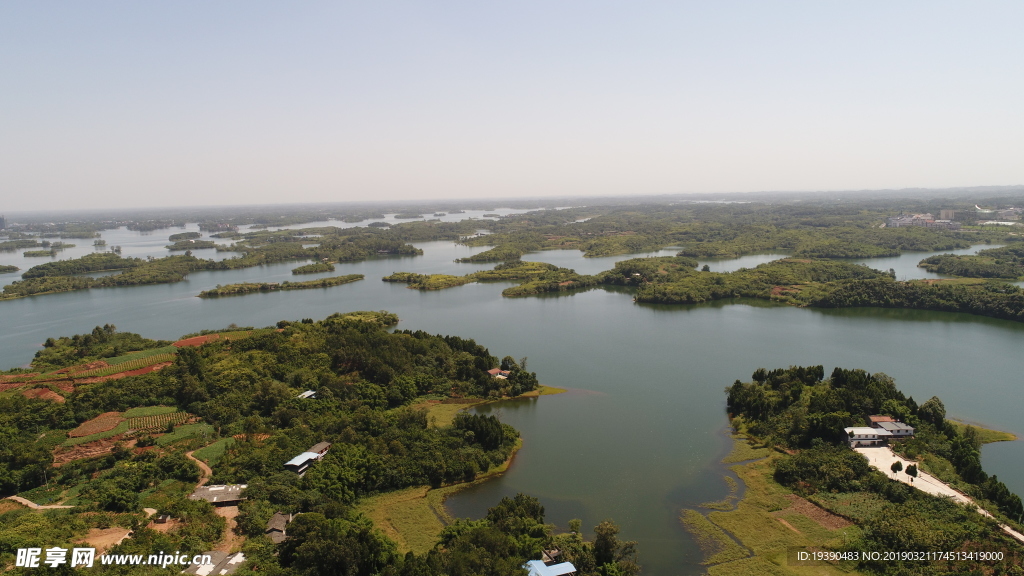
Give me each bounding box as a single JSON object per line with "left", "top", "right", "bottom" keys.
{"left": 1, "top": 231, "right": 1021, "bottom": 575}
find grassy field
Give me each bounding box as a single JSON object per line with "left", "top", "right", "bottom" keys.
{"left": 519, "top": 384, "right": 567, "bottom": 397}
{"left": 192, "top": 437, "right": 234, "bottom": 465}
{"left": 357, "top": 437, "right": 522, "bottom": 553}
{"left": 950, "top": 420, "right": 1018, "bottom": 443}
{"left": 680, "top": 509, "right": 749, "bottom": 565}
{"left": 356, "top": 486, "right": 451, "bottom": 554}
{"left": 722, "top": 435, "right": 773, "bottom": 464}
{"left": 690, "top": 438, "right": 867, "bottom": 576}
{"left": 156, "top": 423, "right": 215, "bottom": 446}
{"left": 122, "top": 406, "right": 177, "bottom": 418}
{"left": 416, "top": 399, "right": 488, "bottom": 428}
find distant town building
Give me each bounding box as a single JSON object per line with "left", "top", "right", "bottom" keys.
{"left": 939, "top": 210, "right": 955, "bottom": 220}
{"left": 189, "top": 484, "right": 248, "bottom": 506}
{"left": 886, "top": 213, "right": 960, "bottom": 230}
{"left": 996, "top": 209, "right": 1020, "bottom": 220}
{"left": 284, "top": 442, "right": 332, "bottom": 474}
{"left": 0, "top": 215, "right": 6, "bottom": 230}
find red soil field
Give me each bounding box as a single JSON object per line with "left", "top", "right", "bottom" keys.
{"left": 68, "top": 412, "right": 124, "bottom": 438}
{"left": 74, "top": 361, "right": 172, "bottom": 384}
{"left": 22, "top": 388, "right": 65, "bottom": 403}
{"left": 173, "top": 334, "right": 220, "bottom": 347}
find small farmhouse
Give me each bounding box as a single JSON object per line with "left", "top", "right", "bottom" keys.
{"left": 265, "top": 512, "right": 292, "bottom": 544}
{"left": 189, "top": 484, "right": 247, "bottom": 506}
{"left": 524, "top": 559, "right": 577, "bottom": 576}
{"left": 284, "top": 442, "right": 332, "bottom": 474}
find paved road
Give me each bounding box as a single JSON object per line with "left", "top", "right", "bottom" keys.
{"left": 855, "top": 446, "right": 1024, "bottom": 546}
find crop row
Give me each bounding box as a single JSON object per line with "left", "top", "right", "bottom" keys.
{"left": 128, "top": 411, "right": 191, "bottom": 431}
{"left": 73, "top": 354, "right": 177, "bottom": 378}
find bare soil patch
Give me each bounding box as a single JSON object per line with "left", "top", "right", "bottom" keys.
{"left": 68, "top": 412, "right": 124, "bottom": 438}
{"left": 75, "top": 527, "right": 132, "bottom": 553}
{"left": 74, "top": 362, "right": 172, "bottom": 384}
{"left": 22, "top": 388, "right": 65, "bottom": 403}
{"left": 774, "top": 494, "right": 853, "bottom": 530}
{"left": 0, "top": 381, "right": 30, "bottom": 393}
{"left": 214, "top": 506, "right": 245, "bottom": 553}
{"left": 0, "top": 499, "right": 27, "bottom": 513}
{"left": 54, "top": 437, "right": 137, "bottom": 467}
{"left": 173, "top": 335, "right": 220, "bottom": 347}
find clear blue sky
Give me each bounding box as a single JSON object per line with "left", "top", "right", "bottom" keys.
{"left": 2, "top": 1, "right": 1022, "bottom": 210}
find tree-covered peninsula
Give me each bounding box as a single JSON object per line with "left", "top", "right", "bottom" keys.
{"left": 0, "top": 313, "right": 635, "bottom": 575}
{"left": 695, "top": 366, "right": 1024, "bottom": 575}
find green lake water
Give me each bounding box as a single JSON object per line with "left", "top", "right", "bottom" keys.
{"left": 1, "top": 233, "right": 1021, "bottom": 575}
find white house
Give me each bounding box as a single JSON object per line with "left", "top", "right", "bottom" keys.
{"left": 524, "top": 560, "right": 577, "bottom": 576}
{"left": 844, "top": 427, "right": 891, "bottom": 447}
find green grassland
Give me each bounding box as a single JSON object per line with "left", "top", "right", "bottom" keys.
{"left": 192, "top": 437, "right": 234, "bottom": 465}
{"left": 122, "top": 405, "right": 178, "bottom": 418}
{"left": 156, "top": 423, "right": 215, "bottom": 446}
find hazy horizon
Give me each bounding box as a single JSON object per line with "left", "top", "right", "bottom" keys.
{"left": 3, "top": 2, "right": 1023, "bottom": 211}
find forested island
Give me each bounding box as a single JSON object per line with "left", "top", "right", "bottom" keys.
{"left": 0, "top": 314, "right": 637, "bottom": 575}
{"left": 291, "top": 262, "right": 335, "bottom": 274}
{"left": 685, "top": 366, "right": 1023, "bottom": 575}
{"left": 198, "top": 274, "right": 364, "bottom": 297}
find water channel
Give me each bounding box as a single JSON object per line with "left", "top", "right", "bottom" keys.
{"left": 1, "top": 226, "right": 1021, "bottom": 575}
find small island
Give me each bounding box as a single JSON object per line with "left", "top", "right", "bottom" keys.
{"left": 292, "top": 262, "right": 335, "bottom": 274}
{"left": 198, "top": 274, "right": 364, "bottom": 297}
{"left": 168, "top": 231, "right": 202, "bottom": 242}
{"left": 0, "top": 265, "right": 19, "bottom": 273}
{"left": 167, "top": 239, "right": 216, "bottom": 250}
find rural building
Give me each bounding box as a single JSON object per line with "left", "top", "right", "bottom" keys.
{"left": 846, "top": 417, "right": 915, "bottom": 447}
{"left": 296, "top": 390, "right": 316, "bottom": 399}
{"left": 155, "top": 514, "right": 170, "bottom": 524}
{"left": 189, "top": 484, "right": 247, "bottom": 506}
{"left": 487, "top": 368, "right": 510, "bottom": 379}
{"left": 875, "top": 421, "right": 915, "bottom": 438}
{"left": 181, "top": 552, "right": 245, "bottom": 575}
{"left": 265, "top": 512, "right": 292, "bottom": 544}
{"left": 524, "top": 559, "right": 577, "bottom": 576}
{"left": 284, "top": 442, "right": 332, "bottom": 474}
{"left": 844, "top": 427, "right": 890, "bottom": 447}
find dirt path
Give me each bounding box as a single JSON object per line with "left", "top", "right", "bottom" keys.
{"left": 214, "top": 506, "right": 244, "bottom": 553}
{"left": 186, "top": 450, "right": 213, "bottom": 487}
{"left": 4, "top": 496, "right": 73, "bottom": 510}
